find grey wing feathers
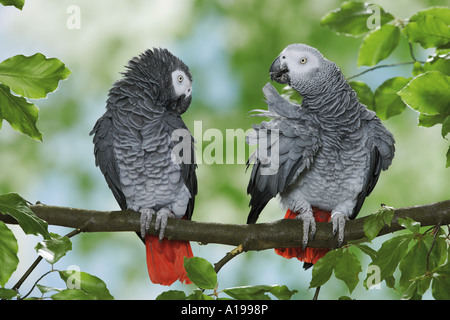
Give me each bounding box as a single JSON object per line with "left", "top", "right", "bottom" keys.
{"left": 246, "top": 83, "right": 320, "bottom": 223}
{"left": 90, "top": 111, "right": 127, "bottom": 210}
{"left": 166, "top": 114, "right": 198, "bottom": 221}
{"left": 180, "top": 139, "right": 197, "bottom": 221}
{"left": 351, "top": 115, "right": 395, "bottom": 219}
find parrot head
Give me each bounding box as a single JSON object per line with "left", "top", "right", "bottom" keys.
{"left": 123, "top": 48, "right": 193, "bottom": 114}
{"left": 269, "top": 43, "right": 341, "bottom": 96}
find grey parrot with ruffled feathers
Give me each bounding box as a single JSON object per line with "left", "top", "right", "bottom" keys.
{"left": 247, "top": 44, "right": 395, "bottom": 255}
{"left": 91, "top": 48, "right": 197, "bottom": 285}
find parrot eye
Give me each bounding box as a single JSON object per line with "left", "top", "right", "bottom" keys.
{"left": 300, "top": 58, "right": 307, "bottom": 64}
{"left": 177, "top": 75, "right": 184, "bottom": 83}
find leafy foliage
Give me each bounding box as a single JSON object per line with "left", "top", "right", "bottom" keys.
{"left": 308, "top": 212, "right": 450, "bottom": 299}
{"left": 157, "top": 257, "right": 298, "bottom": 300}
{"left": 320, "top": 1, "right": 394, "bottom": 37}
{"left": 0, "top": 53, "right": 71, "bottom": 141}
{"left": 0, "top": 221, "right": 18, "bottom": 287}
{"left": 322, "top": 2, "right": 450, "bottom": 167}
{"left": 52, "top": 270, "right": 114, "bottom": 300}
{"left": 0, "top": 193, "right": 113, "bottom": 300}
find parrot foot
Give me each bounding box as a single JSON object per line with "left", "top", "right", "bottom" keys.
{"left": 331, "top": 212, "right": 348, "bottom": 247}
{"left": 295, "top": 210, "right": 316, "bottom": 248}
{"left": 140, "top": 208, "right": 155, "bottom": 238}
{"left": 155, "top": 208, "right": 175, "bottom": 240}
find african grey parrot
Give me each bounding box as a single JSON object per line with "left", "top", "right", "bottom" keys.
{"left": 246, "top": 43, "right": 395, "bottom": 268}
{"left": 90, "top": 48, "right": 197, "bottom": 285}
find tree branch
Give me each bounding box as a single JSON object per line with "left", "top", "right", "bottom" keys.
{"left": 1, "top": 200, "right": 449, "bottom": 250}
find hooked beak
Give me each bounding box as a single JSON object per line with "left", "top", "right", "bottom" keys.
{"left": 174, "top": 94, "right": 192, "bottom": 115}
{"left": 269, "top": 55, "right": 289, "bottom": 84}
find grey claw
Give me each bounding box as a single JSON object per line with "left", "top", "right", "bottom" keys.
{"left": 155, "top": 208, "right": 175, "bottom": 240}
{"left": 295, "top": 211, "right": 316, "bottom": 249}
{"left": 140, "top": 208, "right": 155, "bottom": 238}
{"left": 331, "top": 212, "right": 348, "bottom": 247}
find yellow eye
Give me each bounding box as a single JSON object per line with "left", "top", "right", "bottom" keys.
{"left": 300, "top": 58, "right": 307, "bottom": 64}
{"left": 178, "top": 75, "right": 184, "bottom": 82}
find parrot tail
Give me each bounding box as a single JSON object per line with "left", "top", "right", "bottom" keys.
{"left": 274, "top": 207, "right": 331, "bottom": 269}
{"left": 145, "top": 234, "right": 193, "bottom": 286}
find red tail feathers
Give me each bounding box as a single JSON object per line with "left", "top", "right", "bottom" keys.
{"left": 145, "top": 234, "right": 193, "bottom": 286}
{"left": 274, "top": 207, "right": 331, "bottom": 267}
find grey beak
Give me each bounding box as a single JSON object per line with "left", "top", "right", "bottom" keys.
{"left": 269, "top": 55, "right": 289, "bottom": 84}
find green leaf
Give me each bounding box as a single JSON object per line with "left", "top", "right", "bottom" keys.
{"left": 418, "top": 113, "right": 449, "bottom": 128}
{"left": 321, "top": 1, "right": 394, "bottom": 37}
{"left": 358, "top": 24, "right": 400, "bottom": 67}
{"left": 369, "top": 234, "right": 412, "bottom": 281}
{"left": 0, "top": 193, "right": 50, "bottom": 239}
{"left": 186, "top": 289, "right": 214, "bottom": 300}
{"left": 402, "top": 14, "right": 450, "bottom": 49}
{"left": 349, "top": 81, "right": 374, "bottom": 110}
{"left": 334, "top": 249, "right": 362, "bottom": 293}
{"left": 411, "top": 7, "right": 450, "bottom": 24}
{"left": 398, "top": 241, "right": 429, "bottom": 294}
{"left": 402, "top": 276, "right": 432, "bottom": 300}
{"left": 441, "top": 115, "right": 450, "bottom": 138}
{"left": 412, "top": 61, "right": 425, "bottom": 77}
{"left": 51, "top": 289, "right": 97, "bottom": 300}
{"left": 363, "top": 205, "right": 394, "bottom": 241}
{"left": 36, "top": 284, "right": 62, "bottom": 295}
{"left": 0, "top": 288, "right": 19, "bottom": 300}
{"left": 0, "top": 0, "right": 24, "bottom": 10}
{"left": 156, "top": 290, "right": 187, "bottom": 300}
{"left": 398, "top": 217, "right": 421, "bottom": 233}
{"left": 432, "top": 258, "right": 450, "bottom": 299}
{"left": 373, "top": 77, "right": 410, "bottom": 120}
{"left": 55, "top": 270, "right": 114, "bottom": 300}
{"left": 184, "top": 257, "right": 217, "bottom": 289}
{"left": 310, "top": 249, "right": 340, "bottom": 288}
{"left": 399, "top": 231, "right": 447, "bottom": 295}
{"left": 352, "top": 243, "right": 377, "bottom": 260}
{"left": 0, "top": 221, "right": 19, "bottom": 287}
{"left": 423, "top": 54, "right": 450, "bottom": 77}
{"left": 223, "top": 285, "right": 297, "bottom": 300}
{"left": 398, "top": 71, "right": 450, "bottom": 115}
{"left": 0, "top": 53, "right": 71, "bottom": 99}
{"left": 35, "top": 233, "right": 72, "bottom": 264}
{"left": 446, "top": 146, "right": 450, "bottom": 168}
{"left": 0, "top": 84, "right": 42, "bottom": 141}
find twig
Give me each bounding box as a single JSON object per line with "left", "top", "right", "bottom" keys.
{"left": 214, "top": 244, "right": 244, "bottom": 274}
{"left": 312, "top": 286, "right": 321, "bottom": 300}
{"left": 11, "top": 228, "right": 82, "bottom": 295}
{"left": 19, "top": 269, "right": 55, "bottom": 300}
{"left": 346, "top": 61, "right": 415, "bottom": 80}
{"left": 426, "top": 223, "right": 441, "bottom": 272}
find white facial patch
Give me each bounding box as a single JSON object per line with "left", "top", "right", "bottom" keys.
{"left": 281, "top": 48, "right": 320, "bottom": 75}
{"left": 171, "top": 70, "right": 192, "bottom": 98}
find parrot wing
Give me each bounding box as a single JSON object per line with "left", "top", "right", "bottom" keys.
{"left": 351, "top": 112, "right": 395, "bottom": 219}
{"left": 166, "top": 113, "right": 198, "bottom": 221}
{"left": 246, "top": 83, "right": 321, "bottom": 224}
{"left": 90, "top": 110, "right": 127, "bottom": 210}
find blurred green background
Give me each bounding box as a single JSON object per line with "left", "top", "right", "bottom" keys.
{"left": 1, "top": 0, "right": 449, "bottom": 299}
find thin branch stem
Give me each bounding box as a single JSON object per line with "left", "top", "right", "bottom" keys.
{"left": 214, "top": 244, "right": 244, "bottom": 274}
{"left": 11, "top": 228, "right": 82, "bottom": 295}
{"left": 426, "top": 223, "right": 441, "bottom": 272}
{"left": 19, "top": 269, "right": 56, "bottom": 300}
{"left": 346, "top": 61, "right": 415, "bottom": 80}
